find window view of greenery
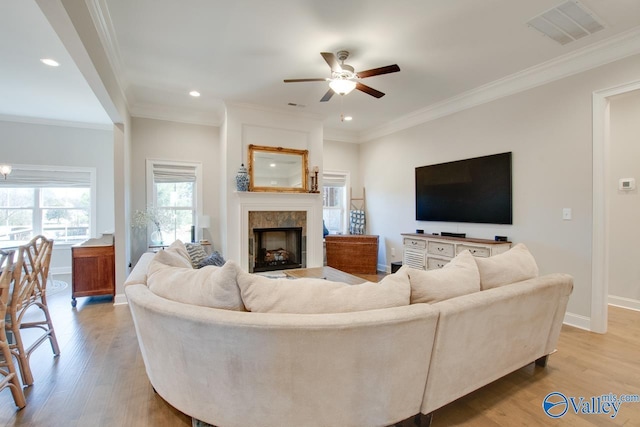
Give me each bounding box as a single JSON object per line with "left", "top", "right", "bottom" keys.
{"left": 154, "top": 181, "right": 195, "bottom": 244}
{"left": 322, "top": 186, "right": 345, "bottom": 235}
{"left": 0, "top": 187, "right": 90, "bottom": 242}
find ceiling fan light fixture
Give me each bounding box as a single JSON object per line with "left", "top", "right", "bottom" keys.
{"left": 329, "top": 79, "right": 356, "bottom": 95}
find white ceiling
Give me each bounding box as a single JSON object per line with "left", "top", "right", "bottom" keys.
{"left": 2, "top": 0, "right": 640, "bottom": 137}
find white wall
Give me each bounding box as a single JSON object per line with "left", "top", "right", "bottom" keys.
{"left": 323, "top": 139, "right": 363, "bottom": 199}
{"left": 608, "top": 89, "right": 640, "bottom": 309}
{"left": 130, "top": 117, "right": 221, "bottom": 264}
{"left": 359, "top": 53, "right": 640, "bottom": 321}
{"left": 0, "top": 119, "right": 114, "bottom": 274}
{"left": 222, "top": 104, "right": 324, "bottom": 268}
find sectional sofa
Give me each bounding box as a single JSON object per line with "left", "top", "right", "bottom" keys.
{"left": 124, "top": 241, "right": 572, "bottom": 427}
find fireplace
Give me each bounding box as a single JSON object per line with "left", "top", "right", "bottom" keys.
{"left": 252, "top": 227, "right": 302, "bottom": 272}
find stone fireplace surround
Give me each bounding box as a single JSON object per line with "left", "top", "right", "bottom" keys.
{"left": 249, "top": 211, "right": 306, "bottom": 272}
{"left": 232, "top": 192, "right": 323, "bottom": 272}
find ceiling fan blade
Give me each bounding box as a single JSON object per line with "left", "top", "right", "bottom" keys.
{"left": 320, "top": 88, "right": 335, "bottom": 102}
{"left": 357, "top": 64, "right": 401, "bottom": 79}
{"left": 320, "top": 52, "right": 342, "bottom": 73}
{"left": 283, "top": 78, "right": 328, "bottom": 83}
{"left": 356, "top": 82, "right": 385, "bottom": 98}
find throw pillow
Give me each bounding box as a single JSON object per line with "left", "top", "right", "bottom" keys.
{"left": 198, "top": 251, "right": 226, "bottom": 268}
{"left": 237, "top": 268, "right": 411, "bottom": 314}
{"left": 474, "top": 243, "right": 539, "bottom": 290}
{"left": 147, "top": 259, "right": 245, "bottom": 311}
{"left": 404, "top": 250, "right": 480, "bottom": 304}
{"left": 152, "top": 240, "right": 193, "bottom": 269}
{"left": 185, "top": 242, "right": 208, "bottom": 268}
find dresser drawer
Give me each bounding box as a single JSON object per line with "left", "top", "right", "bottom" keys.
{"left": 427, "top": 241, "right": 455, "bottom": 258}
{"left": 457, "top": 244, "right": 491, "bottom": 258}
{"left": 404, "top": 238, "right": 427, "bottom": 250}
{"left": 427, "top": 257, "right": 449, "bottom": 270}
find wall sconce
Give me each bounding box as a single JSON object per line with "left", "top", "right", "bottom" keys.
{"left": 0, "top": 164, "right": 12, "bottom": 180}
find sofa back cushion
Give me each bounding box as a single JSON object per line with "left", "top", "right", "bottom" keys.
{"left": 147, "top": 259, "right": 246, "bottom": 311}
{"left": 475, "top": 243, "right": 539, "bottom": 290}
{"left": 152, "top": 240, "right": 193, "bottom": 269}
{"left": 404, "top": 250, "right": 480, "bottom": 304}
{"left": 237, "top": 269, "right": 411, "bottom": 314}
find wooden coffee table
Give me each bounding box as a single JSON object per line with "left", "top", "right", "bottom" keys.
{"left": 283, "top": 266, "right": 366, "bottom": 285}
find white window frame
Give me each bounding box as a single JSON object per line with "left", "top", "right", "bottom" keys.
{"left": 0, "top": 164, "right": 97, "bottom": 243}
{"left": 145, "top": 159, "right": 203, "bottom": 245}
{"left": 322, "top": 170, "right": 350, "bottom": 235}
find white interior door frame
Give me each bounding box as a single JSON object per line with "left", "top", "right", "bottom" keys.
{"left": 592, "top": 79, "right": 640, "bottom": 333}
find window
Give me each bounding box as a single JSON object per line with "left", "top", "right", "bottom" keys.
{"left": 146, "top": 160, "right": 202, "bottom": 245}
{"left": 0, "top": 166, "right": 95, "bottom": 243}
{"left": 322, "top": 171, "right": 349, "bottom": 235}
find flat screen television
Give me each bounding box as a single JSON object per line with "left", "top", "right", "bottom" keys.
{"left": 415, "top": 152, "right": 512, "bottom": 224}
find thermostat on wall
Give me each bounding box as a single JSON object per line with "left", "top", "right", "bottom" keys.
{"left": 619, "top": 178, "right": 636, "bottom": 191}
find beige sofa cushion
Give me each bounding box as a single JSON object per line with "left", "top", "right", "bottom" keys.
{"left": 475, "top": 243, "right": 539, "bottom": 290}
{"left": 147, "top": 259, "right": 246, "bottom": 311}
{"left": 237, "top": 269, "right": 411, "bottom": 314}
{"left": 152, "top": 240, "right": 193, "bottom": 269}
{"left": 404, "top": 250, "right": 480, "bottom": 304}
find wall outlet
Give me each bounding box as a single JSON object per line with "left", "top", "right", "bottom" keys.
{"left": 563, "top": 208, "right": 572, "bottom": 220}
{"left": 391, "top": 247, "right": 396, "bottom": 257}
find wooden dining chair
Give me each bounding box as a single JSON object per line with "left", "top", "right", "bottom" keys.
{"left": 0, "top": 249, "right": 27, "bottom": 408}
{"left": 6, "top": 235, "right": 60, "bottom": 386}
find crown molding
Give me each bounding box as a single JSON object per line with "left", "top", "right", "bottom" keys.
{"left": 360, "top": 27, "right": 640, "bottom": 142}
{"left": 86, "top": 0, "right": 133, "bottom": 110}
{"left": 225, "top": 101, "right": 326, "bottom": 122}
{"left": 130, "top": 103, "right": 223, "bottom": 127}
{"left": 0, "top": 114, "right": 113, "bottom": 130}
{"left": 323, "top": 127, "right": 360, "bottom": 143}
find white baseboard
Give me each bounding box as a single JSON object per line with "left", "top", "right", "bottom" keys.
{"left": 608, "top": 295, "right": 640, "bottom": 312}
{"left": 563, "top": 311, "right": 591, "bottom": 331}
{"left": 113, "top": 293, "right": 128, "bottom": 305}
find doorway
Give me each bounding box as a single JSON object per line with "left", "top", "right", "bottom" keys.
{"left": 592, "top": 80, "right": 640, "bottom": 333}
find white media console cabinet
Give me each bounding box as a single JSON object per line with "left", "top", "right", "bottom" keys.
{"left": 401, "top": 233, "right": 511, "bottom": 270}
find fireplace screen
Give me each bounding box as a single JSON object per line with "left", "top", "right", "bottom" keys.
{"left": 253, "top": 227, "right": 302, "bottom": 272}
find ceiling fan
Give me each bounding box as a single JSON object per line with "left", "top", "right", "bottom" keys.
{"left": 284, "top": 50, "right": 400, "bottom": 102}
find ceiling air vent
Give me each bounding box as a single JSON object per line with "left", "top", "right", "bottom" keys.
{"left": 527, "top": 0, "right": 605, "bottom": 45}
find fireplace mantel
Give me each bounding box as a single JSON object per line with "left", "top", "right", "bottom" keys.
{"left": 229, "top": 191, "right": 323, "bottom": 272}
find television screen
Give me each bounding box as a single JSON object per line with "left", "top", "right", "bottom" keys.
{"left": 415, "top": 152, "right": 512, "bottom": 224}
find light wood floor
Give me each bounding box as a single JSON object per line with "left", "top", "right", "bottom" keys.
{"left": 1, "top": 277, "right": 639, "bottom": 426}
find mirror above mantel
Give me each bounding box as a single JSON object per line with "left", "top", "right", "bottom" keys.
{"left": 248, "top": 144, "right": 309, "bottom": 193}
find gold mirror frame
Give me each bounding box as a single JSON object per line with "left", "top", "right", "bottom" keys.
{"left": 248, "top": 144, "right": 309, "bottom": 192}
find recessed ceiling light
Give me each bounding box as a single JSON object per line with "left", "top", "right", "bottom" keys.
{"left": 189, "top": 90, "right": 201, "bottom": 97}
{"left": 40, "top": 58, "right": 60, "bottom": 67}
{"left": 343, "top": 116, "right": 353, "bottom": 121}
{"left": 270, "top": 163, "right": 276, "bottom": 168}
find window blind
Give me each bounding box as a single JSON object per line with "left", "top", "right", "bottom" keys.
{"left": 323, "top": 172, "right": 347, "bottom": 188}
{"left": 152, "top": 163, "right": 197, "bottom": 183}
{"left": 0, "top": 167, "right": 91, "bottom": 188}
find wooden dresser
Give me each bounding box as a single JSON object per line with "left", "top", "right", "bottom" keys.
{"left": 325, "top": 235, "right": 379, "bottom": 275}
{"left": 401, "top": 233, "right": 511, "bottom": 270}
{"left": 71, "top": 234, "right": 115, "bottom": 307}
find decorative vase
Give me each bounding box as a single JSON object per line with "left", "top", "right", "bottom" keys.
{"left": 150, "top": 229, "right": 163, "bottom": 245}
{"left": 236, "top": 163, "right": 249, "bottom": 191}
